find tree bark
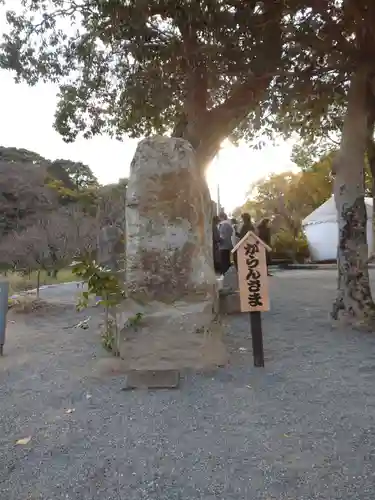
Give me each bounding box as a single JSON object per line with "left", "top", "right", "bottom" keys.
{"left": 367, "top": 138, "right": 375, "bottom": 255}
{"left": 36, "top": 269, "right": 41, "bottom": 299}
{"left": 173, "top": 74, "right": 274, "bottom": 171}
{"left": 332, "top": 66, "right": 375, "bottom": 325}
{"left": 365, "top": 89, "right": 375, "bottom": 256}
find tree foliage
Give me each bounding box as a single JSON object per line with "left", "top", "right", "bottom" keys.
{"left": 52, "top": 159, "right": 98, "bottom": 190}
{"left": 0, "top": 160, "right": 56, "bottom": 238}
{"left": 0, "top": 145, "right": 98, "bottom": 192}
{"left": 0, "top": 0, "right": 305, "bottom": 167}
{"left": 3, "top": 2, "right": 375, "bottom": 167}
{"left": 261, "top": 1, "right": 375, "bottom": 169}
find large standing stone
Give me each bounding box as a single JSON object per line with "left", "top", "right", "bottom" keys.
{"left": 126, "top": 136, "right": 216, "bottom": 302}
{"left": 120, "top": 136, "right": 226, "bottom": 370}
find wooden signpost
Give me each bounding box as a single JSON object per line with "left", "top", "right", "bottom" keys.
{"left": 231, "top": 231, "right": 271, "bottom": 367}
{"left": 0, "top": 280, "right": 9, "bottom": 356}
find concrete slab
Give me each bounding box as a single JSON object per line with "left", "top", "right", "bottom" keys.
{"left": 123, "top": 369, "right": 180, "bottom": 390}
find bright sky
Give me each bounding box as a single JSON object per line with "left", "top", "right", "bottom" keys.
{"left": 0, "top": 5, "right": 298, "bottom": 213}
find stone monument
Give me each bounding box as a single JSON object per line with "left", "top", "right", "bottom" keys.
{"left": 119, "top": 136, "right": 226, "bottom": 370}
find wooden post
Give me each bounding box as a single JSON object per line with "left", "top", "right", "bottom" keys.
{"left": 250, "top": 311, "right": 264, "bottom": 367}
{"left": 232, "top": 231, "right": 271, "bottom": 367}
{"left": 0, "top": 280, "right": 9, "bottom": 356}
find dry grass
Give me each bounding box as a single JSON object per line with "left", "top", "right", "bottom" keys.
{"left": 0, "top": 268, "right": 76, "bottom": 296}
{"left": 8, "top": 295, "right": 48, "bottom": 313}
{"left": 8, "top": 295, "right": 72, "bottom": 314}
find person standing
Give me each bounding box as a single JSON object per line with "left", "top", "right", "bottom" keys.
{"left": 218, "top": 212, "right": 233, "bottom": 275}
{"left": 230, "top": 217, "right": 239, "bottom": 248}
{"left": 233, "top": 213, "right": 254, "bottom": 270}
{"left": 256, "top": 218, "right": 272, "bottom": 275}
{"left": 237, "top": 213, "right": 255, "bottom": 240}
{"left": 212, "top": 215, "right": 221, "bottom": 274}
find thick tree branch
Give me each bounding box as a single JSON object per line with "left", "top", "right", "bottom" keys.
{"left": 209, "top": 74, "right": 272, "bottom": 126}
{"left": 175, "top": 17, "right": 208, "bottom": 121}
{"left": 191, "top": 1, "right": 284, "bottom": 168}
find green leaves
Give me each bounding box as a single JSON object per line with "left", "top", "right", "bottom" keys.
{"left": 71, "top": 254, "right": 125, "bottom": 312}
{"left": 0, "top": 0, "right": 291, "bottom": 144}
{"left": 3, "top": 0, "right": 370, "bottom": 163}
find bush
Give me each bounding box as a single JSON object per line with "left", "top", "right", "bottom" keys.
{"left": 271, "top": 230, "right": 310, "bottom": 263}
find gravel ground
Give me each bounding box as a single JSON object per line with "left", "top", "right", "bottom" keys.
{"left": 1, "top": 269, "right": 375, "bottom": 499}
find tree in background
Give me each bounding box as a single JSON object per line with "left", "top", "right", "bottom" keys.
{"left": 63, "top": 206, "right": 99, "bottom": 257}
{"left": 0, "top": 145, "right": 74, "bottom": 188}
{"left": 0, "top": 207, "right": 99, "bottom": 295}
{"left": 237, "top": 158, "right": 334, "bottom": 262}
{"left": 0, "top": 144, "right": 128, "bottom": 241}
{"left": 0, "top": 161, "right": 57, "bottom": 237}
{"left": 0, "top": 144, "right": 104, "bottom": 217}
{"left": 1, "top": 218, "right": 68, "bottom": 297}
{"left": 0, "top": 145, "right": 98, "bottom": 190}
{"left": 52, "top": 160, "right": 98, "bottom": 190}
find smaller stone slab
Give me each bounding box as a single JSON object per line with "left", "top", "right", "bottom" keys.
{"left": 123, "top": 370, "right": 180, "bottom": 390}
{"left": 219, "top": 290, "right": 241, "bottom": 315}
{"left": 222, "top": 266, "right": 239, "bottom": 293}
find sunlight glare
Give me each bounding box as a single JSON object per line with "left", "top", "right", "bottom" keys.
{"left": 206, "top": 139, "right": 298, "bottom": 214}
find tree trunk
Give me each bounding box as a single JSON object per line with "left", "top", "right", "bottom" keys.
{"left": 366, "top": 134, "right": 375, "bottom": 256}
{"left": 332, "top": 67, "right": 375, "bottom": 325}
{"left": 369, "top": 144, "right": 375, "bottom": 256}
{"left": 172, "top": 113, "right": 224, "bottom": 170}
{"left": 172, "top": 0, "right": 282, "bottom": 174}
{"left": 292, "top": 228, "right": 299, "bottom": 264}
{"left": 173, "top": 73, "right": 276, "bottom": 172}
{"left": 36, "top": 269, "right": 41, "bottom": 299}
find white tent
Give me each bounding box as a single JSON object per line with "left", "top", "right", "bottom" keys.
{"left": 302, "top": 196, "right": 373, "bottom": 262}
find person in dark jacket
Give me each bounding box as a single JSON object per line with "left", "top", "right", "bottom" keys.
{"left": 237, "top": 213, "right": 254, "bottom": 240}
{"left": 218, "top": 212, "right": 234, "bottom": 275}
{"left": 257, "top": 218, "right": 272, "bottom": 275}
{"left": 233, "top": 213, "right": 254, "bottom": 270}
{"left": 212, "top": 215, "right": 221, "bottom": 274}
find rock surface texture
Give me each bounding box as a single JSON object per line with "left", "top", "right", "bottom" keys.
{"left": 126, "top": 136, "right": 216, "bottom": 302}
{"left": 122, "top": 136, "right": 225, "bottom": 370}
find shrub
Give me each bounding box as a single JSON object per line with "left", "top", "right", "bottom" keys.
{"left": 271, "top": 230, "right": 310, "bottom": 263}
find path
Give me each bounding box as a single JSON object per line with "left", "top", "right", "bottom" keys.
{"left": 1, "top": 269, "right": 375, "bottom": 499}
{"left": 17, "top": 281, "right": 85, "bottom": 305}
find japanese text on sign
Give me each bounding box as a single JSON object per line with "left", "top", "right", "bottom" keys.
{"left": 244, "top": 241, "right": 263, "bottom": 308}
{"left": 235, "top": 232, "right": 270, "bottom": 313}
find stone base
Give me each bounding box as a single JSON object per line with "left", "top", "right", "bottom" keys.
{"left": 219, "top": 267, "right": 242, "bottom": 314}
{"left": 118, "top": 298, "right": 227, "bottom": 371}
{"left": 222, "top": 266, "right": 239, "bottom": 292}
{"left": 219, "top": 290, "right": 241, "bottom": 315}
